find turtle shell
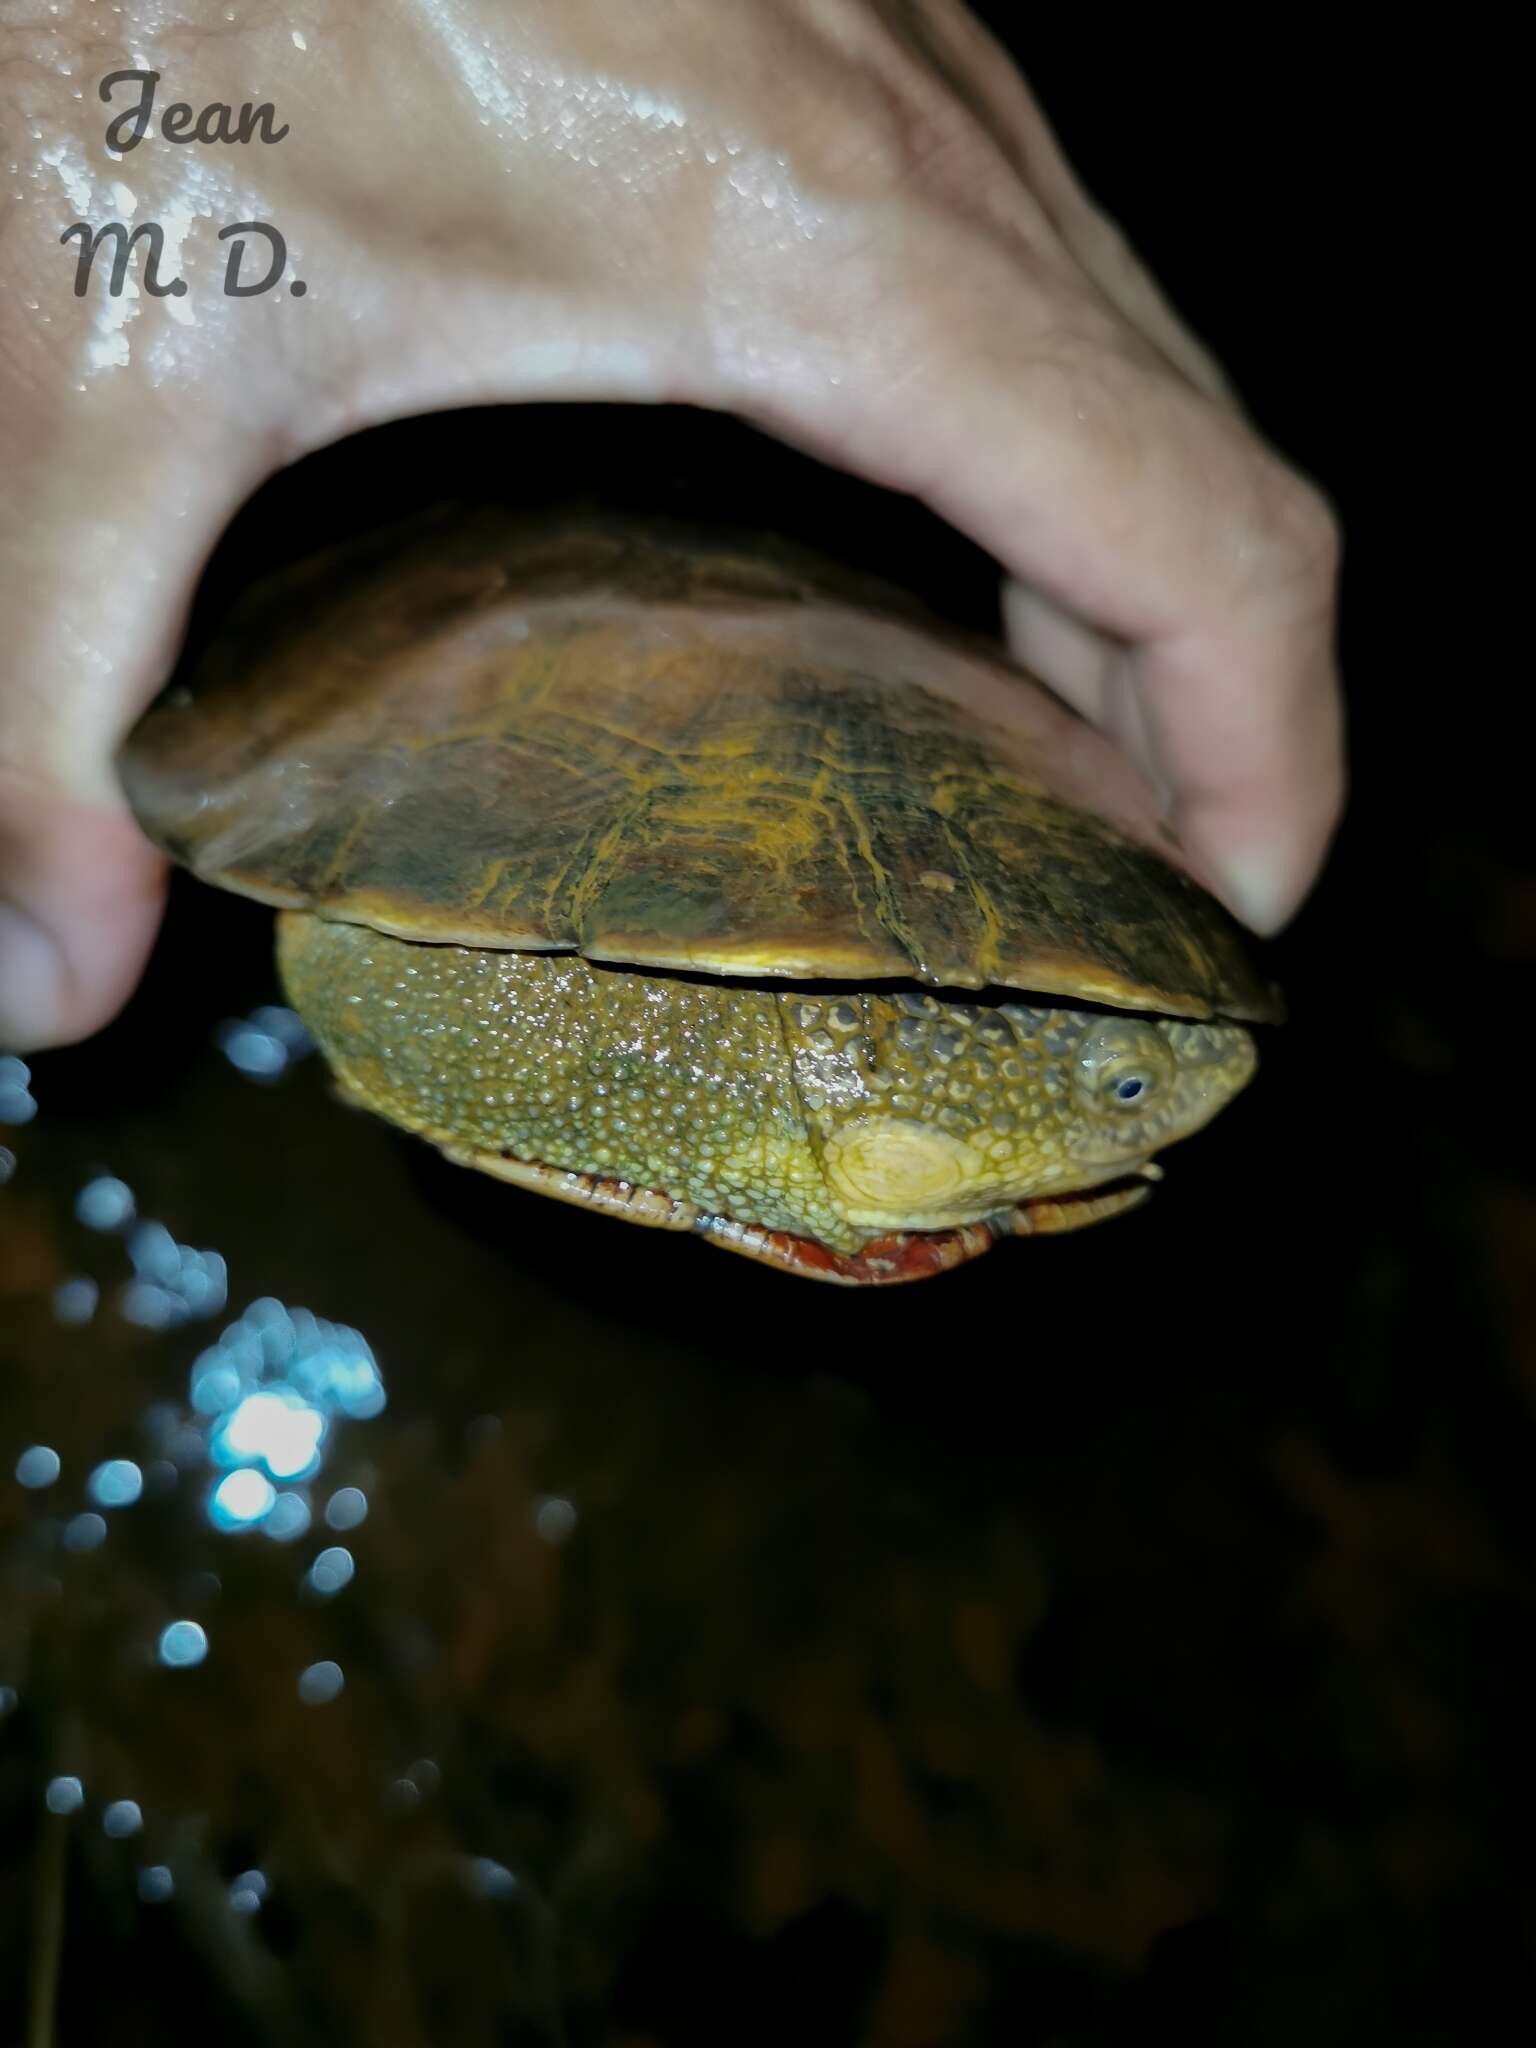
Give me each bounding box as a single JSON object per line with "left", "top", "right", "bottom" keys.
{"left": 119, "top": 507, "right": 1281, "bottom": 1024}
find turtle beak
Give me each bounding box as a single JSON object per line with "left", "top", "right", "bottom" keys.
{"left": 1006, "top": 1179, "right": 1155, "bottom": 1236}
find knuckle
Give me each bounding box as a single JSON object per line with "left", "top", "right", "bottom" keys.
{"left": 1267, "top": 469, "right": 1343, "bottom": 589}
{"left": 773, "top": 6, "right": 1061, "bottom": 253}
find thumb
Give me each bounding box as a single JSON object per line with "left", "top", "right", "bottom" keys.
{"left": 0, "top": 438, "right": 271, "bottom": 1051}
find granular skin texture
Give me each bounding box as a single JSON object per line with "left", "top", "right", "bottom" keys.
{"left": 279, "top": 913, "right": 1255, "bottom": 1255}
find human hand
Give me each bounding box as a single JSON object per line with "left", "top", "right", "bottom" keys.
{"left": 0, "top": 0, "right": 1341, "bottom": 1050}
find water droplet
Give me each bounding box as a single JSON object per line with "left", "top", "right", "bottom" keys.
{"left": 137, "top": 1864, "right": 175, "bottom": 1903}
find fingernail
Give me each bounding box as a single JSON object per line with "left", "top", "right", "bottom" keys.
{"left": 0, "top": 895, "right": 66, "bottom": 1052}
{"left": 1214, "top": 847, "right": 1295, "bottom": 937}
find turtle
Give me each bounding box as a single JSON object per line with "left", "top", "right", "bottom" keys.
{"left": 118, "top": 506, "right": 1280, "bottom": 1285}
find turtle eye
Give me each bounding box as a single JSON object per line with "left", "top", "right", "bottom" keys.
{"left": 1074, "top": 1024, "right": 1176, "bottom": 1116}
{"left": 1104, "top": 1067, "right": 1156, "bottom": 1110}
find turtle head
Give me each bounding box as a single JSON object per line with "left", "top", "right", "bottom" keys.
{"left": 790, "top": 994, "right": 1258, "bottom": 1237}
{"left": 1065, "top": 1015, "right": 1257, "bottom": 1174}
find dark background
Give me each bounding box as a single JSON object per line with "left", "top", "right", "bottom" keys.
{"left": 3, "top": 19, "right": 1528, "bottom": 2048}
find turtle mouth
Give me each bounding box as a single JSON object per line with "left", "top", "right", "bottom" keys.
{"left": 1002, "top": 1174, "right": 1157, "bottom": 1236}
{"left": 700, "top": 1171, "right": 1160, "bottom": 1285}
{"left": 450, "top": 1142, "right": 1160, "bottom": 1286}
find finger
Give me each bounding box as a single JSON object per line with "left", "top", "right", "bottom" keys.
{"left": 0, "top": 436, "right": 271, "bottom": 1050}
{"left": 1005, "top": 570, "right": 1345, "bottom": 935}
{"left": 717, "top": 225, "right": 1343, "bottom": 930}
{"left": 1139, "top": 568, "right": 1345, "bottom": 933}
{"left": 0, "top": 788, "right": 167, "bottom": 1057}
{"left": 907, "top": 0, "right": 1240, "bottom": 407}
{"left": 1001, "top": 581, "right": 1120, "bottom": 719}
{"left": 1003, "top": 580, "right": 1173, "bottom": 806}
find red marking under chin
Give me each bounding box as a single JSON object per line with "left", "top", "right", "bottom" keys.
{"left": 695, "top": 1214, "right": 1001, "bottom": 1286}
{"left": 695, "top": 1179, "right": 1153, "bottom": 1284}
{"left": 451, "top": 1141, "right": 1151, "bottom": 1286}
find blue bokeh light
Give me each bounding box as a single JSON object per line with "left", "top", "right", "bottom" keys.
{"left": 217, "top": 1005, "right": 314, "bottom": 1082}
{"left": 324, "top": 1486, "right": 369, "bottom": 1532}
{"left": 252, "top": 1005, "right": 314, "bottom": 1053}
{"left": 103, "top": 1799, "right": 143, "bottom": 1839}
{"left": 118, "top": 1223, "right": 228, "bottom": 1329}
{"left": 87, "top": 1458, "right": 144, "bottom": 1509}
{"left": 63, "top": 1512, "right": 107, "bottom": 1553}
{"left": 297, "top": 1659, "right": 344, "bottom": 1705}
{"left": 470, "top": 1858, "right": 519, "bottom": 1900}
{"left": 229, "top": 1867, "right": 268, "bottom": 1913}
{"left": 533, "top": 1496, "right": 578, "bottom": 1545}
{"left": 262, "top": 1491, "right": 312, "bottom": 1543}
{"left": 209, "top": 1468, "right": 278, "bottom": 1530}
{"left": 230, "top": 1872, "right": 266, "bottom": 1912}
{"left": 75, "top": 1174, "right": 135, "bottom": 1231}
{"left": 53, "top": 1277, "right": 99, "bottom": 1326}
{"left": 158, "top": 1620, "right": 209, "bottom": 1669}
{"left": 218, "top": 1023, "right": 289, "bottom": 1079}
{"left": 212, "top": 1390, "right": 326, "bottom": 1481}
{"left": 15, "top": 1445, "right": 60, "bottom": 1490}
{"left": 0, "top": 1057, "right": 37, "bottom": 1125}
{"left": 305, "top": 1545, "right": 354, "bottom": 1597}
{"left": 180, "top": 1302, "right": 385, "bottom": 1534}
